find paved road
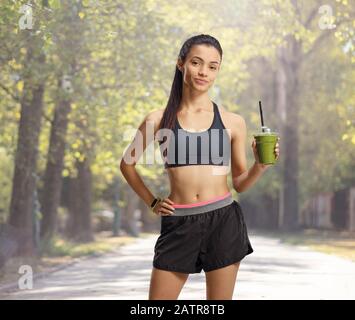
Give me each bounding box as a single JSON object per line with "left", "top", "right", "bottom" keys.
{"left": 1, "top": 232, "right": 355, "bottom": 300}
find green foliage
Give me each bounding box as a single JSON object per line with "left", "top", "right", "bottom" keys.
{"left": 0, "top": 0, "right": 353, "bottom": 215}
{"left": 0, "top": 148, "right": 13, "bottom": 223}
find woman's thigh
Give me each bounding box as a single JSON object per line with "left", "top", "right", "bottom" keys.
{"left": 149, "top": 267, "right": 189, "bottom": 300}
{"left": 205, "top": 262, "right": 240, "bottom": 300}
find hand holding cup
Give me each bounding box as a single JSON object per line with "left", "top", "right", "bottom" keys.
{"left": 252, "top": 136, "right": 280, "bottom": 170}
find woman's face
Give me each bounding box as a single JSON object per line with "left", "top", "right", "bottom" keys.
{"left": 177, "top": 44, "right": 221, "bottom": 92}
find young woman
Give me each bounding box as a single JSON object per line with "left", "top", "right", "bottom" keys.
{"left": 120, "top": 34, "right": 280, "bottom": 300}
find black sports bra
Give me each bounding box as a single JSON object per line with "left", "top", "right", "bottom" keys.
{"left": 157, "top": 102, "right": 231, "bottom": 168}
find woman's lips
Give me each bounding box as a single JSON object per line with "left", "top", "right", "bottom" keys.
{"left": 194, "top": 78, "right": 208, "bottom": 85}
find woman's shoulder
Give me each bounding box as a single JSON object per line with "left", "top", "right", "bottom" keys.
{"left": 143, "top": 108, "right": 165, "bottom": 133}
{"left": 145, "top": 108, "right": 164, "bottom": 121}
{"left": 217, "top": 104, "right": 245, "bottom": 128}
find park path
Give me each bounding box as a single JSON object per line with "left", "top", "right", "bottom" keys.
{"left": 1, "top": 232, "right": 355, "bottom": 300}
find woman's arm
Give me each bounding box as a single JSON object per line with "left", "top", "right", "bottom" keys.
{"left": 229, "top": 114, "right": 268, "bottom": 193}
{"left": 233, "top": 161, "right": 267, "bottom": 193}
{"left": 119, "top": 110, "right": 160, "bottom": 207}
{"left": 120, "top": 164, "right": 156, "bottom": 207}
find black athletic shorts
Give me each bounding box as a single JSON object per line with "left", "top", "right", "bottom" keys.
{"left": 153, "top": 192, "right": 254, "bottom": 274}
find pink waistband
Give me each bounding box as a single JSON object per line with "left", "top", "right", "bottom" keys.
{"left": 172, "top": 191, "right": 232, "bottom": 208}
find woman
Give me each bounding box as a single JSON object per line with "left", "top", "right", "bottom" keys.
{"left": 120, "top": 34, "right": 280, "bottom": 300}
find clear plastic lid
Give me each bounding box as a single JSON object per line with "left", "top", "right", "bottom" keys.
{"left": 254, "top": 127, "right": 278, "bottom": 136}
{"left": 262, "top": 127, "right": 271, "bottom": 133}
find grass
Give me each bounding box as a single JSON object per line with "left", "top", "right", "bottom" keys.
{"left": 251, "top": 228, "right": 355, "bottom": 262}
{"left": 42, "top": 231, "right": 137, "bottom": 258}
{"left": 0, "top": 231, "right": 142, "bottom": 288}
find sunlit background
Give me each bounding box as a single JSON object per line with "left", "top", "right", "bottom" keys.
{"left": 0, "top": 0, "right": 354, "bottom": 292}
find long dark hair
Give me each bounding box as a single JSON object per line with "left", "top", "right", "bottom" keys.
{"left": 158, "top": 34, "right": 223, "bottom": 132}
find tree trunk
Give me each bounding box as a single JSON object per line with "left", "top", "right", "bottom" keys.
{"left": 40, "top": 1, "right": 83, "bottom": 243}
{"left": 121, "top": 186, "right": 140, "bottom": 236}
{"left": 66, "top": 157, "right": 94, "bottom": 242}
{"left": 65, "top": 176, "right": 76, "bottom": 238}
{"left": 40, "top": 96, "right": 71, "bottom": 242}
{"left": 7, "top": 76, "right": 45, "bottom": 256}
{"left": 276, "top": 35, "right": 301, "bottom": 231}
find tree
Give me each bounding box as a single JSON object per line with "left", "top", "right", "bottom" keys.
{"left": 7, "top": 1, "right": 50, "bottom": 255}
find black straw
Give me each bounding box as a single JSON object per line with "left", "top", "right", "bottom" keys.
{"left": 259, "top": 101, "right": 264, "bottom": 128}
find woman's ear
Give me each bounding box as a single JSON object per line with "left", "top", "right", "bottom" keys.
{"left": 176, "top": 58, "right": 183, "bottom": 72}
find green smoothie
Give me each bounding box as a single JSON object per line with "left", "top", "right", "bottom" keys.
{"left": 253, "top": 130, "right": 278, "bottom": 165}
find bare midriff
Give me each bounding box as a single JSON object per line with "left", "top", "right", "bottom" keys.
{"left": 166, "top": 165, "right": 231, "bottom": 205}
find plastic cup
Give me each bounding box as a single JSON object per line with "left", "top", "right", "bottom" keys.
{"left": 253, "top": 130, "right": 279, "bottom": 165}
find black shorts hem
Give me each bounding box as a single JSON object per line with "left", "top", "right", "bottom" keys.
{"left": 153, "top": 262, "right": 202, "bottom": 274}
{"left": 202, "top": 250, "right": 253, "bottom": 273}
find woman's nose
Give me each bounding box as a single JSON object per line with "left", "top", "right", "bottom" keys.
{"left": 198, "top": 67, "right": 208, "bottom": 76}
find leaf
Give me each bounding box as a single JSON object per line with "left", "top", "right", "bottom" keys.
{"left": 49, "top": 0, "right": 61, "bottom": 9}
{"left": 17, "top": 81, "right": 24, "bottom": 92}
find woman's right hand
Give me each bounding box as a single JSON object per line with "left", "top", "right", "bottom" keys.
{"left": 153, "top": 198, "right": 175, "bottom": 216}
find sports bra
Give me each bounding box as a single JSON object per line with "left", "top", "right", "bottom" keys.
{"left": 157, "top": 101, "right": 231, "bottom": 168}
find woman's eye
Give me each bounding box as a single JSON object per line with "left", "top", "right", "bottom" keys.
{"left": 191, "top": 61, "right": 216, "bottom": 70}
